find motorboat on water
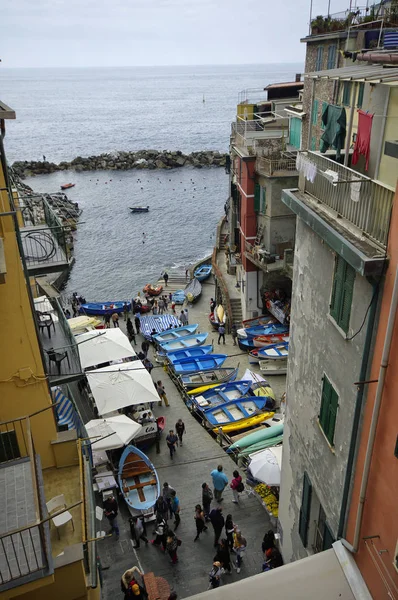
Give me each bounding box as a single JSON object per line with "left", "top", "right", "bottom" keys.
{"left": 130, "top": 206, "right": 149, "bottom": 213}
{"left": 61, "top": 183, "right": 75, "bottom": 190}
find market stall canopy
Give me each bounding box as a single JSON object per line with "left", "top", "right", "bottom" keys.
{"left": 249, "top": 446, "right": 282, "bottom": 486}
{"left": 68, "top": 315, "right": 102, "bottom": 334}
{"left": 185, "top": 541, "right": 371, "bottom": 600}
{"left": 77, "top": 328, "right": 136, "bottom": 369}
{"left": 86, "top": 360, "right": 160, "bottom": 416}
{"left": 86, "top": 415, "right": 142, "bottom": 451}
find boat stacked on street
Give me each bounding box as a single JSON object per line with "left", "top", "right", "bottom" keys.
{"left": 184, "top": 278, "right": 202, "bottom": 303}
{"left": 79, "top": 300, "right": 131, "bottom": 316}
{"left": 193, "top": 264, "right": 212, "bottom": 282}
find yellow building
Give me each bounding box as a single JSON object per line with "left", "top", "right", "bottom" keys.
{"left": 0, "top": 100, "right": 100, "bottom": 600}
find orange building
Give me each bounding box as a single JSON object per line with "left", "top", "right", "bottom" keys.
{"left": 345, "top": 182, "right": 398, "bottom": 599}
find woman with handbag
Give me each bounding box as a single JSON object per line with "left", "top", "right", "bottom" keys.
{"left": 230, "top": 470, "right": 244, "bottom": 504}
{"left": 166, "top": 531, "right": 180, "bottom": 564}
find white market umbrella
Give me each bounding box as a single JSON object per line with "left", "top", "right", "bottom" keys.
{"left": 77, "top": 328, "right": 136, "bottom": 369}
{"left": 249, "top": 446, "right": 283, "bottom": 486}
{"left": 86, "top": 360, "right": 160, "bottom": 416}
{"left": 86, "top": 415, "right": 142, "bottom": 451}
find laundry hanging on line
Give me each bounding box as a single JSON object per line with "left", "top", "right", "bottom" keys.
{"left": 320, "top": 104, "right": 347, "bottom": 160}
{"left": 352, "top": 110, "right": 374, "bottom": 171}
{"left": 296, "top": 153, "right": 317, "bottom": 183}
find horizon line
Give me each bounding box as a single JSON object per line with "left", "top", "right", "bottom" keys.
{"left": 0, "top": 61, "right": 304, "bottom": 70}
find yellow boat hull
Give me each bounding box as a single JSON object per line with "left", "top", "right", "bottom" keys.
{"left": 212, "top": 411, "right": 275, "bottom": 434}
{"left": 187, "top": 383, "right": 220, "bottom": 395}
{"left": 253, "top": 386, "right": 275, "bottom": 400}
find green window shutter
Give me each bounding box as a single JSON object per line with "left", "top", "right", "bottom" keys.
{"left": 316, "top": 46, "right": 324, "bottom": 71}
{"left": 357, "top": 82, "right": 365, "bottom": 108}
{"left": 321, "top": 102, "right": 328, "bottom": 130}
{"left": 299, "top": 472, "right": 312, "bottom": 547}
{"left": 322, "top": 522, "right": 335, "bottom": 550}
{"left": 320, "top": 375, "right": 339, "bottom": 445}
{"left": 327, "top": 45, "right": 336, "bottom": 69}
{"left": 342, "top": 82, "right": 352, "bottom": 106}
{"left": 311, "top": 137, "right": 316, "bottom": 151}
{"left": 339, "top": 263, "right": 355, "bottom": 333}
{"left": 261, "top": 187, "right": 266, "bottom": 214}
{"left": 254, "top": 183, "right": 260, "bottom": 212}
{"left": 289, "top": 117, "right": 302, "bottom": 149}
{"left": 319, "top": 376, "right": 331, "bottom": 431}
{"left": 312, "top": 99, "right": 319, "bottom": 125}
{"left": 330, "top": 255, "right": 345, "bottom": 321}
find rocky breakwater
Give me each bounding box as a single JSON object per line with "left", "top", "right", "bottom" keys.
{"left": 12, "top": 149, "right": 228, "bottom": 178}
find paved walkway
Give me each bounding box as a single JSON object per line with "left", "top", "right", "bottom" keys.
{"left": 98, "top": 271, "right": 284, "bottom": 598}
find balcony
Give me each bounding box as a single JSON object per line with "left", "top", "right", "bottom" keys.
{"left": 231, "top": 113, "right": 289, "bottom": 156}
{"left": 256, "top": 155, "right": 298, "bottom": 177}
{"left": 282, "top": 151, "right": 394, "bottom": 276}
{"left": 35, "top": 297, "right": 83, "bottom": 385}
{"left": 309, "top": 4, "right": 398, "bottom": 36}
{"left": 244, "top": 241, "right": 294, "bottom": 278}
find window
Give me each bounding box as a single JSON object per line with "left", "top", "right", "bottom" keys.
{"left": 321, "top": 102, "right": 328, "bottom": 130}
{"left": 327, "top": 44, "right": 337, "bottom": 69}
{"left": 319, "top": 375, "right": 339, "bottom": 446}
{"left": 330, "top": 255, "right": 355, "bottom": 332}
{"left": 254, "top": 183, "right": 261, "bottom": 212}
{"left": 342, "top": 81, "right": 352, "bottom": 106}
{"left": 357, "top": 82, "right": 365, "bottom": 108}
{"left": 314, "top": 505, "right": 335, "bottom": 552}
{"left": 312, "top": 99, "right": 319, "bottom": 125}
{"left": 315, "top": 46, "right": 324, "bottom": 71}
{"left": 299, "top": 472, "right": 312, "bottom": 547}
{"left": 0, "top": 430, "right": 20, "bottom": 463}
{"left": 289, "top": 117, "right": 302, "bottom": 149}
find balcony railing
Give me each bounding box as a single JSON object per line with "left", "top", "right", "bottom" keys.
{"left": 256, "top": 156, "right": 298, "bottom": 176}
{"left": 301, "top": 151, "right": 394, "bottom": 248}
{"left": 232, "top": 113, "right": 289, "bottom": 155}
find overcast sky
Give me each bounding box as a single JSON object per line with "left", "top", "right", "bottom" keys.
{"left": 2, "top": 0, "right": 354, "bottom": 68}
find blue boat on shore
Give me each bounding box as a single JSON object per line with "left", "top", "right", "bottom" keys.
{"left": 118, "top": 445, "right": 160, "bottom": 511}
{"left": 159, "top": 333, "right": 209, "bottom": 353}
{"left": 238, "top": 338, "right": 257, "bottom": 351}
{"left": 172, "top": 354, "right": 227, "bottom": 374}
{"left": 79, "top": 301, "right": 130, "bottom": 316}
{"left": 192, "top": 381, "right": 252, "bottom": 410}
{"left": 180, "top": 366, "right": 238, "bottom": 389}
{"left": 257, "top": 341, "right": 289, "bottom": 360}
{"left": 153, "top": 324, "right": 199, "bottom": 344}
{"left": 172, "top": 290, "right": 186, "bottom": 304}
{"left": 203, "top": 397, "right": 271, "bottom": 428}
{"left": 194, "top": 264, "right": 212, "bottom": 282}
{"left": 166, "top": 345, "right": 213, "bottom": 363}
{"left": 239, "top": 323, "right": 289, "bottom": 339}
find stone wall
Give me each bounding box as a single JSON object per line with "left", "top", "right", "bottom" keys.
{"left": 12, "top": 149, "right": 228, "bottom": 178}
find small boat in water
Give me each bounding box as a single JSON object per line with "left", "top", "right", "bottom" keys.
{"left": 130, "top": 206, "right": 149, "bottom": 213}
{"left": 257, "top": 342, "right": 289, "bottom": 360}
{"left": 143, "top": 283, "right": 163, "bottom": 296}
{"left": 172, "top": 354, "right": 227, "bottom": 374}
{"left": 166, "top": 345, "right": 213, "bottom": 363}
{"left": 192, "top": 381, "right": 252, "bottom": 410}
{"left": 253, "top": 334, "right": 290, "bottom": 348}
{"left": 61, "top": 183, "right": 75, "bottom": 190}
{"left": 159, "top": 333, "right": 208, "bottom": 353}
{"left": 153, "top": 324, "right": 198, "bottom": 344}
{"left": 194, "top": 264, "right": 212, "bottom": 282}
{"left": 79, "top": 301, "right": 130, "bottom": 316}
{"left": 180, "top": 366, "right": 238, "bottom": 389}
{"left": 184, "top": 278, "right": 202, "bottom": 303}
{"left": 204, "top": 398, "right": 273, "bottom": 428}
{"left": 172, "top": 290, "right": 186, "bottom": 304}
{"left": 118, "top": 445, "right": 160, "bottom": 510}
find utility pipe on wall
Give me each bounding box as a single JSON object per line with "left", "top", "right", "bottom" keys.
{"left": 344, "top": 265, "right": 398, "bottom": 553}
{"left": 344, "top": 82, "right": 357, "bottom": 167}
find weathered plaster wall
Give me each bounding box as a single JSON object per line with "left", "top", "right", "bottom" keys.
{"left": 257, "top": 175, "right": 297, "bottom": 255}
{"left": 279, "top": 218, "right": 374, "bottom": 562}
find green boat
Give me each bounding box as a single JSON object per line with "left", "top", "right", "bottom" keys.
{"left": 227, "top": 423, "right": 284, "bottom": 453}
{"left": 237, "top": 434, "right": 284, "bottom": 457}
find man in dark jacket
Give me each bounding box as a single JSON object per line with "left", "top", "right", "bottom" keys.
{"left": 175, "top": 419, "right": 185, "bottom": 445}
{"left": 202, "top": 482, "right": 213, "bottom": 520}
{"left": 103, "top": 494, "right": 119, "bottom": 539}
{"left": 209, "top": 507, "right": 225, "bottom": 547}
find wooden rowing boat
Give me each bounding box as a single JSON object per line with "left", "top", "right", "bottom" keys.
{"left": 118, "top": 445, "right": 160, "bottom": 510}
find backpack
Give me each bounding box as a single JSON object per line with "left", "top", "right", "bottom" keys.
{"left": 237, "top": 481, "right": 244, "bottom": 493}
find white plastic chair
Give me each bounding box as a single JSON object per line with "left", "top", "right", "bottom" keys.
{"left": 46, "top": 494, "right": 74, "bottom": 539}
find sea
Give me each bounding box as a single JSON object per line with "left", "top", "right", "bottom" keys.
{"left": 0, "top": 64, "right": 302, "bottom": 300}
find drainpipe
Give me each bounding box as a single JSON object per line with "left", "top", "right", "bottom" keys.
{"left": 356, "top": 52, "right": 398, "bottom": 64}
{"left": 338, "top": 278, "right": 379, "bottom": 539}
{"left": 374, "top": 87, "right": 390, "bottom": 181}
{"left": 307, "top": 79, "right": 316, "bottom": 151}
{"left": 342, "top": 265, "right": 398, "bottom": 552}
{"left": 344, "top": 83, "right": 357, "bottom": 167}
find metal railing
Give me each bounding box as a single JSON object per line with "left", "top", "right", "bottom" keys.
{"left": 302, "top": 151, "right": 394, "bottom": 248}
{"left": 50, "top": 298, "right": 83, "bottom": 377}
{"left": 256, "top": 156, "right": 298, "bottom": 176}
{"left": 21, "top": 227, "right": 68, "bottom": 270}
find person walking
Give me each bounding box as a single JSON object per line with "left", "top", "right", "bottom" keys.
{"left": 152, "top": 301, "right": 158, "bottom": 315}
{"left": 121, "top": 566, "right": 144, "bottom": 600}
{"left": 262, "top": 529, "right": 276, "bottom": 553}
{"left": 123, "top": 302, "right": 129, "bottom": 321}
{"left": 230, "top": 470, "right": 244, "bottom": 504}
{"left": 130, "top": 516, "right": 148, "bottom": 548}
{"left": 194, "top": 504, "right": 207, "bottom": 541}
{"left": 158, "top": 298, "right": 165, "bottom": 314}
{"left": 156, "top": 381, "right": 169, "bottom": 407}
{"left": 202, "top": 482, "right": 213, "bottom": 520}
{"left": 103, "top": 493, "right": 119, "bottom": 539}
{"left": 143, "top": 357, "right": 153, "bottom": 373}
{"left": 112, "top": 312, "right": 119, "bottom": 328}
{"left": 210, "top": 298, "right": 216, "bottom": 313}
{"left": 163, "top": 482, "right": 175, "bottom": 518}
{"left": 154, "top": 495, "right": 169, "bottom": 522}
{"left": 175, "top": 419, "right": 185, "bottom": 445}
{"left": 166, "top": 531, "right": 179, "bottom": 564}
{"left": 231, "top": 323, "right": 238, "bottom": 346}
{"left": 214, "top": 538, "right": 232, "bottom": 574}
{"left": 163, "top": 296, "right": 168, "bottom": 312}
{"left": 184, "top": 308, "right": 189, "bottom": 324}
{"left": 179, "top": 310, "right": 187, "bottom": 326}
{"left": 232, "top": 530, "right": 247, "bottom": 574}
{"left": 208, "top": 562, "right": 223, "bottom": 590}
{"left": 104, "top": 313, "right": 111, "bottom": 328}
{"left": 151, "top": 515, "right": 168, "bottom": 549}
{"left": 210, "top": 465, "right": 228, "bottom": 502}
{"left": 134, "top": 314, "right": 141, "bottom": 333}
{"left": 163, "top": 272, "right": 169, "bottom": 287}
{"left": 209, "top": 507, "right": 225, "bottom": 548}
{"left": 126, "top": 318, "right": 136, "bottom": 344}
{"left": 225, "top": 514, "right": 235, "bottom": 550}
{"left": 171, "top": 301, "right": 176, "bottom": 315}
{"left": 218, "top": 324, "right": 226, "bottom": 345}
{"left": 141, "top": 339, "right": 150, "bottom": 357}
{"left": 170, "top": 490, "right": 181, "bottom": 530}
{"left": 166, "top": 429, "right": 178, "bottom": 459}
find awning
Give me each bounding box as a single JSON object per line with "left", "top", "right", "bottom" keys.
{"left": 305, "top": 64, "right": 398, "bottom": 84}
{"left": 85, "top": 415, "right": 142, "bottom": 451}
{"left": 77, "top": 328, "right": 136, "bottom": 369}
{"left": 184, "top": 542, "right": 371, "bottom": 600}
{"left": 86, "top": 360, "right": 160, "bottom": 416}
